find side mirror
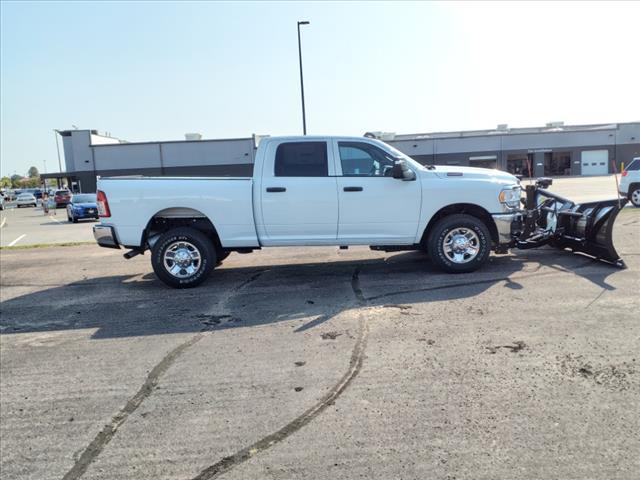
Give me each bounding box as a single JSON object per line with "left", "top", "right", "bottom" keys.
{"left": 392, "top": 160, "right": 416, "bottom": 181}
{"left": 391, "top": 161, "right": 404, "bottom": 179}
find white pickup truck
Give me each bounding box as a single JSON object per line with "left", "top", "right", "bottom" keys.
{"left": 94, "top": 136, "right": 626, "bottom": 288}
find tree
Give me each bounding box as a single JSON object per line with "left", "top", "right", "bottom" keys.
{"left": 0, "top": 176, "right": 11, "bottom": 188}
{"left": 19, "top": 177, "right": 40, "bottom": 188}
{"left": 10, "top": 174, "right": 22, "bottom": 188}
{"left": 27, "top": 166, "right": 39, "bottom": 178}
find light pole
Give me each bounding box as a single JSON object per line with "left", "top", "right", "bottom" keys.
{"left": 297, "top": 21, "right": 310, "bottom": 135}
{"left": 53, "top": 129, "right": 62, "bottom": 172}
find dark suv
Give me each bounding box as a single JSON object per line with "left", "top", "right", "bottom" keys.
{"left": 54, "top": 189, "right": 72, "bottom": 207}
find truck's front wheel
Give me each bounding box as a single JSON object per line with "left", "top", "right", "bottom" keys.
{"left": 151, "top": 227, "right": 216, "bottom": 288}
{"left": 427, "top": 214, "right": 491, "bottom": 273}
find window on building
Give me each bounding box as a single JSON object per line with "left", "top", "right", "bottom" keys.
{"left": 469, "top": 155, "right": 497, "bottom": 169}
{"left": 275, "top": 142, "right": 328, "bottom": 177}
{"left": 544, "top": 152, "right": 571, "bottom": 176}
{"left": 338, "top": 142, "right": 395, "bottom": 176}
{"left": 507, "top": 154, "right": 534, "bottom": 177}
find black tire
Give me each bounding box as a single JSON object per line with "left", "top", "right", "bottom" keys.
{"left": 72, "top": 216, "right": 78, "bottom": 223}
{"left": 217, "top": 251, "right": 231, "bottom": 264}
{"left": 67, "top": 215, "right": 73, "bottom": 222}
{"left": 427, "top": 214, "right": 491, "bottom": 273}
{"left": 629, "top": 186, "right": 640, "bottom": 208}
{"left": 151, "top": 227, "right": 216, "bottom": 289}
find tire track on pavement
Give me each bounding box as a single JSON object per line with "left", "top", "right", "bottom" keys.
{"left": 61, "top": 271, "right": 266, "bottom": 480}
{"left": 191, "top": 266, "right": 369, "bottom": 480}
{"left": 366, "top": 258, "right": 598, "bottom": 301}
{"left": 61, "top": 333, "right": 204, "bottom": 480}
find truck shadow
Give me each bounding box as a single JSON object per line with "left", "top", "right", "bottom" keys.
{"left": 0, "top": 249, "right": 620, "bottom": 339}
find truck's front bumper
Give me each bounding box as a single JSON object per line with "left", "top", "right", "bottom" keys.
{"left": 93, "top": 225, "right": 120, "bottom": 249}
{"left": 492, "top": 212, "right": 522, "bottom": 245}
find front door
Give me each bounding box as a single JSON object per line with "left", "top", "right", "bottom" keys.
{"left": 334, "top": 140, "right": 422, "bottom": 244}
{"left": 260, "top": 140, "right": 339, "bottom": 244}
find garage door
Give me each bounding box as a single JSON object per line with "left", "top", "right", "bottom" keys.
{"left": 581, "top": 150, "right": 609, "bottom": 176}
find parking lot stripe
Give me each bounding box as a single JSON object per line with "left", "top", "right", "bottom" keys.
{"left": 49, "top": 215, "right": 61, "bottom": 223}
{"left": 0, "top": 217, "right": 6, "bottom": 229}
{"left": 8, "top": 234, "right": 26, "bottom": 246}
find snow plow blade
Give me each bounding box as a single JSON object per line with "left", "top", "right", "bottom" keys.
{"left": 517, "top": 181, "right": 627, "bottom": 268}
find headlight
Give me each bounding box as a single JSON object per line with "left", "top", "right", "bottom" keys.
{"left": 499, "top": 186, "right": 521, "bottom": 209}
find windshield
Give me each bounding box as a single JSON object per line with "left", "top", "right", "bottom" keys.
{"left": 373, "top": 139, "right": 426, "bottom": 170}
{"left": 72, "top": 194, "right": 96, "bottom": 203}
{"left": 55, "top": 190, "right": 69, "bottom": 195}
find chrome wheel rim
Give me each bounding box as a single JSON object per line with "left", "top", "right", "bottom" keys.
{"left": 163, "top": 241, "right": 202, "bottom": 279}
{"left": 442, "top": 227, "right": 480, "bottom": 264}
{"left": 632, "top": 189, "right": 640, "bottom": 205}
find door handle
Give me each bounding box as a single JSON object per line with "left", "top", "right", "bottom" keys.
{"left": 266, "top": 187, "right": 286, "bottom": 193}
{"left": 343, "top": 186, "right": 363, "bottom": 192}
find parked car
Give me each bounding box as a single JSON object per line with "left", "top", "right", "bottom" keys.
{"left": 16, "top": 193, "right": 37, "bottom": 207}
{"left": 67, "top": 193, "right": 98, "bottom": 223}
{"left": 93, "top": 136, "right": 627, "bottom": 288}
{"left": 620, "top": 157, "right": 640, "bottom": 207}
{"left": 3, "top": 190, "right": 17, "bottom": 201}
{"left": 23, "top": 188, "right": 43, "bottom": 200}
{"left": 54, "top": 189, "right": 72, "bottom": 207}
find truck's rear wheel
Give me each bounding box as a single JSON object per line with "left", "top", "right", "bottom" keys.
{"left": 630, "top": 186, "right": 640, "bottom": 207}
{"left": 151, "top": 227, "right": 216, "bottom": 288}
{"left": 427, "top": 214, "right": 491, "bottom": 273}
{"left": 217, "top": 251, "right": 231, "bottom": 264}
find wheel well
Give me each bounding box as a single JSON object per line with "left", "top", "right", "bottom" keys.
{"left": 420, "top": 203, "right": 499, "bottom": 246}
{"left": 142, "top": 208, "right": 223, "bottom": 253}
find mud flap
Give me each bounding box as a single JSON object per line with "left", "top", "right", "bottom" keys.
{"left": 526, "top": 187, "right": 628, "bottom": 268}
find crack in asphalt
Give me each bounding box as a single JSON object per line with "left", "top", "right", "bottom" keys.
{"left": 190, "top": 266, "right": 369, "bottom": 480}
{"left": 61, "top": 333, "right": 204, "bottom": 480}
{"left": 585, "top": 288, "right": 607, "bottom": 309}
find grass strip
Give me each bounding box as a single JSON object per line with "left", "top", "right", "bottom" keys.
{"left": 0, "top": 241, "right": 95, "bottom": 250}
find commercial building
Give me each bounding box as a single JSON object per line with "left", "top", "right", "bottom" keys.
{"left": 43, "top": 122, "right": 639, "bottom": 192}
{"left": 383, "top": 121, "right": 639, "bottom": 178}
{"left": 41, "top": 129, "right": 258, "bottom": 193}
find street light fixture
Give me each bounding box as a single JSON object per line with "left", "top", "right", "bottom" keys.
{"left": 297, "top": 21, "right": 310, "bottom": 135}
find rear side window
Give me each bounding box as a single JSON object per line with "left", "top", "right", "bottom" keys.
{"left": 626, "top": 159, "right": 640, "bottom": 171}
{"left": 275, "top": 142, "right": 328, "bottom": 177}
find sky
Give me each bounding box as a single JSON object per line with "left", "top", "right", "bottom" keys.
{"left": 1, "top": 0, "right": 639, "bottom": 177}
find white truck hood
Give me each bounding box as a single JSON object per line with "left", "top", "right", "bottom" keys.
{"left": 430, "top": 165, "right": 519, "bottom": 185}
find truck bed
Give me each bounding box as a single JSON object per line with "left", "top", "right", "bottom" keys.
{"left": 97, "top": 176, "right": 259, "bottom": 248}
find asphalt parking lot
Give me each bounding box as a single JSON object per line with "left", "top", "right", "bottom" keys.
{"left": 1, "top": 177, "right": 639, "bottom": 480}
{"left": 0, "top": 204, "right": 96, "bottom": 247}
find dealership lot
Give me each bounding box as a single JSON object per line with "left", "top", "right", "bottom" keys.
{"left": 1, "top": 177, "right": 639, "bottom": 480}
{"left": 0, "top": 205, "right": 96, "bottom": 247}
{"left": 0, "top": 174, "right": 629, "bottom": 249}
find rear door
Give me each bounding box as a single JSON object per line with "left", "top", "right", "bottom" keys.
{"left": 259, "top": 140, "right": 339, "bottom": 245}
{"left": 333, "top": 140, "right": 422, "bottom": 244}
